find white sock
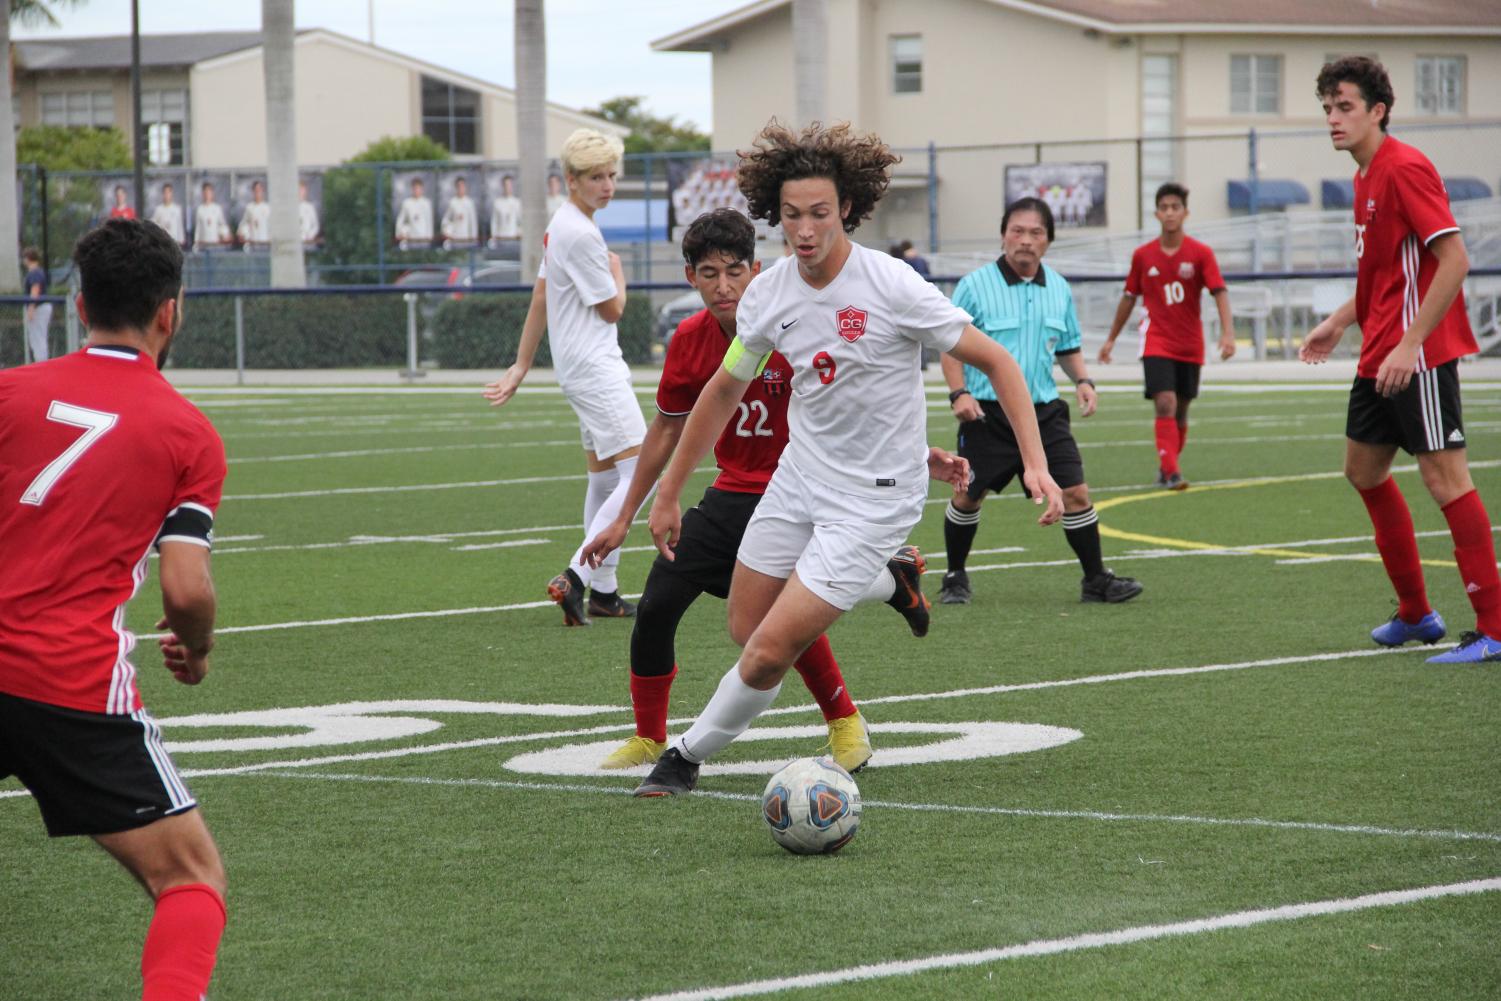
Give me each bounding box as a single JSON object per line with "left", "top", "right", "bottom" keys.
{"left": 673, "top": 663, "right": 781, "bottom": 764}
{"left": 571, "top": 466, "right": 620, "bottom": 589}
{"left": 858, "top": 565, "right": 896, "bottom": 604}
{"left": 574, "top": 456, "right": 650, "bottom": 594}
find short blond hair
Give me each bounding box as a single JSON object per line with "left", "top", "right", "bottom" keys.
{"left": 560, "top": 128, "right": 624, "bottom": 177}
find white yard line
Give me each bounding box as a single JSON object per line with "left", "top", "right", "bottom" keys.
{"left": 622, "top": 878, "right": 1501, "bottom": 1001}
{"left": 228, "top": 440, "right": 579, "bottom": 464}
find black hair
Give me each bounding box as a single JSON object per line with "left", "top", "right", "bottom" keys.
{"left": 1001, "top": 196, "right": 1054, "bottom": 242}
{"left": 1317, "top": 56, "right": 1394, "bottom": 131}
{"left": 73, "top": 219, "right": 183, "bottom": 332}
{"left": 680, "top": 207, "right": 756, "bottom": 268}
{"left": 1155, "top": 182, "right": 1189, "bottom": 208}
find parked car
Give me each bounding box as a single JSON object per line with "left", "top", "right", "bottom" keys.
{"left": 655, "top": 289, "right": 701, "bottom": 347}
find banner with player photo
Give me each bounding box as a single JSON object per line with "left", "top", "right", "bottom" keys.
{"left": 298, "top": 174, "right": 323, "bottom": 246}
{"left": 391, "top": 170, "right": 436, "bottom": 249}
{"left": 436, "top": 170, "right": 481, "bottom": 248}
{"left": 484, "top": 166, "right": 520, "bottom": 245}
{"left": 145, "top": 173, "right": 189, "bottom": 245}
{"left": 232, "top": 173, "right": 270, "bottom": 247}
{"left": 665, "top": 157, "right": 768, "bottom": 241}
{"left": 99, "top": 176, "right": 138, "bottom": 221}
{"left": 1004, "top": 162, "right": 1107, "bottom": 229}
{"left": 189, "top": 172, "right": 233, "bottom": 250}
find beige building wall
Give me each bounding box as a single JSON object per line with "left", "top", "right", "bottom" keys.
{"left": 710, "top": 7, "right": 795, "bottom": 151}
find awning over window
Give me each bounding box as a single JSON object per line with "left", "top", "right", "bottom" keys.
{"left": 1227, "top": 179, "right": 1311, "bottom": 210}
{"left": 1321, "top": 179, "right": 1355, "bottom": 210}
{"left": 1445, "top": 177, "right": 1493, "bottom": 202}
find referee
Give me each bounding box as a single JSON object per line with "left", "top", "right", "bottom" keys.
{"left": 939, "top": 196, "right": 1143, "bottom": 605}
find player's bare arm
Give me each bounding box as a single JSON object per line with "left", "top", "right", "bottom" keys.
{"left": 1374, "top": 231, "right": 1470, "bottom": 397}
{"left": 1213, "top": 289, "right": 1236, "bottom": 360}
{"left": 592, "top": 251, "right": 629, "bottom": 324}
{"left": 483, "top": 277, "right": 547, "bottom": 407}
{"left": 1099, "top": 293, "right": 1138, "bottom": 364}
{"left": 948, "top": 326, "right": 1064, "bottom": 524}
{"left": 939, "top": 351, "right": 983, "bottom": 421}
{"left": 155, "top": 541, "right": 216, "bottom": 685}
{"left": 648, "top": 363, "right": 753, "bottom": 558}
{"left": 1301, "top": 296, "right": 1358, "bottom": 364}
{"left": 1055, "top": 351, "right": 1099, "bottom": 418}
{"left": 581, "top": 412, "right": 686, "bottom": 567}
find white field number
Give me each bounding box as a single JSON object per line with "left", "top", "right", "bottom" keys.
{"left": 734, "top": 400, "right": 773, "bottom": 438}
{"left": 20, "top": 402, "right": 119, "bottom": 506}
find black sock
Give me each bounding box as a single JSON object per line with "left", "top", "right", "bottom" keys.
{"left": 1062, "top": 506, "right": 1104, "bottom": 578}
{"left": 944, "top": 501, "right": 980, "bottom": 574}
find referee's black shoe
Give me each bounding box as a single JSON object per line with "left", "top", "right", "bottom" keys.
{"left": 885, "top": 545, "right": 931, "bottom": 637}
{"left": 634, "top": 747, "right": 699, "bottom": 797}
{"left": 939, "top": 570, "right": 971, "bottom": 605}
{"left": 1081, "top": 570, "right": 1143, "bottom": 604}
{"left": 547, "top": 567, "right": 591, "bottom": 626}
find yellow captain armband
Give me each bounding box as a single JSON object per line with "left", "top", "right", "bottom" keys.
{"left": 722, "top": 335, "right": 771, "bottom": 381}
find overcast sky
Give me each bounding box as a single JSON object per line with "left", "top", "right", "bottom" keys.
{"left": 14, "top": 0, "right": 748, "bottom": 132}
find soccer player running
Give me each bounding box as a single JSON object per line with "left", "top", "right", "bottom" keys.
{"left": 617, "top": 122, "right": 1062, "bottom": 797}
{"left": 1303, "top": 57, "right": 1501, "bottom": 664}
{"left": 1098, "top": 182, "right": 1235, "bottom": 489}
{"left": 938, "top": 197, "right": 1142, "bottom": 607}
{"left": 581, "top": 208, "right": 932, "bottom": 774}
{"left": 484, "top": 129, "right": 644, "bottom": 625}
{"left": 0, "top": 220, "right": 229, "bottom": 999}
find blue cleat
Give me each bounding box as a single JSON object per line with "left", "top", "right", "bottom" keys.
{"left": 1371, "top": 610, "right": 1446, "bottom": 647}
{"left": 1426, "top": 631, "right": 1501, "bottom": 664}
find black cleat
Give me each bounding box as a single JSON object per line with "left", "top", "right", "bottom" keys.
{"left": 1081, "top": 570, "right": 1144, "bottom": 604}
{"left": 588, "top": 588, "right": 636, "bottom": 618}
{"left": 885, "top": 545, "right": 931, "bottom": 637}
{"left": 1163, "top": 472, "right": 1188, "bottom": 491}
{"left": 1153, "top": 468, "right": 1168, "bottom": 487}
{"left": 547, "top": 567, "right": 590, "bottom": 626}
{"left": 938, "top": 569, "right": 971, "bottom": 605}
{"left": 633, "top": 747, "right": 699, "bottom": 797}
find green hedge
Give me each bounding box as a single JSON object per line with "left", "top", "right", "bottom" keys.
{"left": 0, "top": 308, "right": 68, "bottom": 367}
{"left": 429, "top": 292, "right": 655, "bottom": 369}
{"left": 170, "top": 294, "right": 409, "bottom": 369}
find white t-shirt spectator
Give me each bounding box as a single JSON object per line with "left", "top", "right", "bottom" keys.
{"left": 537, "top": 200, "right": 626, "bottom": 393}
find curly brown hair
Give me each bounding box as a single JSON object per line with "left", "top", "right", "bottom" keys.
{"left": 1317, "top": 56, "right": 1393, "bottom": 131}
{"left": 736, "top": 121, "right": 900, "bottom": 234}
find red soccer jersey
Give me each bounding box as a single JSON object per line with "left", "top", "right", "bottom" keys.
{"left": 1124, "top": 235, "right": 1225, "bottom": 365}
{"left": 655, "top": 308, "right": 791, "bottom": 494}
{"left": 0, "top": 346, "right": 226, "bottom": 715}
{"left": 1352, "top": 136, "right": 1476, "bottom": 378}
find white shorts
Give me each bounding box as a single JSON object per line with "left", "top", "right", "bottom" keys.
{"left": 565, "top": 376, "right": 646, "bottom": 460}
{"left": 737, "top": 457, "right": 926, "bottom": 610}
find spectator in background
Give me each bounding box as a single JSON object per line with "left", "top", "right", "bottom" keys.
{"left": 108, "top": 185, "right": 136, "bottom": 221}
{"left": 193, "top": 183, "right": 231, "bottom": 250}
{"left": 299, "top": 182, "right": 320, "bottom": 245}
{"left": 396, "top": 178, "right": 434, "bottom": 248}
{"left": 546, "top": 172, "right": 567, "bottom": 220}
{"left": 21, "top": 248, "right": 50, "bottom": 363}
{"left": 236, "top": 180, "right": 271, "bottom": 246}
{"left": 490, "top": 174, "right": 521, "bottom": 244}
{"left": 151, "top": 184, "right": 187, "bottom": 245}
{"left": 441, "top": 177, "right": 479, "bottom": 247}
{"left": 893, "top": 239, "right": 931, "bottom": 279}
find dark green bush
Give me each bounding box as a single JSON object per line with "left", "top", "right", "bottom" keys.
{"left": 430, "top": 292, "right": 655, "bottom": 369}
{"left": 170, "top": 294, "right": 409, "bottom": 369}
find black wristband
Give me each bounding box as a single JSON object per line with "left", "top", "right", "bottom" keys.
{"left": 948, "top": 388, "right": 971, "bottom": 404}
{"left": 1075, "top": 378, "right": 1096, "bottom": 389}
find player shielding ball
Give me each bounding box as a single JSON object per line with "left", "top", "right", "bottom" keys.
{"left": 1098, "top": 182, "right": 1235, "bottom": 489}
{"left": 581, "top": 209, "right": 931, "bottom": 774}
{"left": 1303, "top": 57, "right": 1501, "bottom": 664}
{"left": 619, "top": 122, "right": 1062, "bottom": 797}
{"left": 0, "top": 219, "right": 229, "bottom": 1000}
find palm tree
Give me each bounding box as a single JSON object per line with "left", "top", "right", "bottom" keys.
{"left": 0, "top": 1, "right": 79, "bottom": 292}
{"left": 793, "top": 0, "right": 827, "bottom": 126}
{"left": 262, "top": 0, "right": 304, "bottom": 286}
{"left": 514, "top": 0, "right": 545, "bottom": 283}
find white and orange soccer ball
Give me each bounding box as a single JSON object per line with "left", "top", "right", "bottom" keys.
{"left": 760, "top": 756, "right": 862, "bottom": 855}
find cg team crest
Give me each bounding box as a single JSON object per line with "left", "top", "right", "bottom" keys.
{"left": 836, "top": 305, "right": 868, "bottom": 343}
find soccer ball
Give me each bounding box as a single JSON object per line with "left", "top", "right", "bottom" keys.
{"left": 760, "top": 756, "right": 862, "bottom": 855}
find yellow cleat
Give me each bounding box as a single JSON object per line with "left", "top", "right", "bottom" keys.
{"left": 824, "top": 710, "right": 873, "bottom": 774}
{"left": 599, "top": 735, "right": 667, "bottom": 770}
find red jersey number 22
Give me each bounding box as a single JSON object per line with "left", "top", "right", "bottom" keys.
{"left": 20, "top": 401, "right": 119, "bottom": 507}
{"left": 812, "top": 351, "right": 837, "bottom": 385}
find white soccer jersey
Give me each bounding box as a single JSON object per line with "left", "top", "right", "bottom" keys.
{"left": 737, "top": 244, "right": 970, "bottom": 498}
{"left": 442, "top": 196, "right": 478, "bottom": 242}
{"left": 396, "top": 196, "right": 434, "bottom": 241}
{"left": 193, "top": 202, "right": 230, "bottom": 247}
{"left": 537, "top": 200, "right": 627, "bottom": 393}
{"left": 150, "top": 202, "right": 185, "bottom": 243}
{"left": 491, "top": 196, "right": 521, "bottom": 239}
{"left": 237, "top": 202, "right": 271, "bottom": 243}
{"left": 299, "top": 200, "right": 320, "bottom": 242}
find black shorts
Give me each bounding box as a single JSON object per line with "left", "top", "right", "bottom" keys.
{"left": 958, "top": 398, "right": 1085, "bottom": 501}
{"left": 0, "top": 691, "right": 197, "bottom": 838}
{"left": 1142, "top": 356, "right": 1202, "bottom": 400}
{"left": 1346, "top": 360, "right": 1466, "bottom": 456}
{"left": 649, "top": 486, "right": 763, "bottom": 599}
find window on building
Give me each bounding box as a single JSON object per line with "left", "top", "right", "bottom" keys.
{"left": 891, "top": 35, "right": 922, "bottom": 94}
{"left": 421, "top": 76, "right": 481, "bottom": 155}
{"left": 1415, "top": 56, "right": 1465, "bottom": 115}
{"left": 140, "top": 88, "right": 188, "bottom": 166}
{"left": 1230, "top": 55, "right": 1281, "bottom": 114}
{"left": 40, "top": 90, "right": 114, "bottom": 128}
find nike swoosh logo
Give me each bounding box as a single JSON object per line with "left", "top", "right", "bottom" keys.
{"left": 780, "top": 319, "right": 798, "bottom": 329}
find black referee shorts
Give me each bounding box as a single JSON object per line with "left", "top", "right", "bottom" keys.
{"left": 958, "top": 398, "right": 1085, "bottom": 502}
{"left": 1142, "top": 356, "right": 1202, "bottom": 400}
{"left": 1346, "top": 360, "right": 1466, "bottom": 456}
{"left": 649, "top": 486, "right": 763, "bottom": 599}
{"left": 0, "top": 691, "right": 198, "bottom": 838}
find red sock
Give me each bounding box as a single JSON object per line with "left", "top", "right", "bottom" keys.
{"left": 792, "top": 635, "right": 856, "bottom": 722}
{"left": 1176, "top": 421, "right": 1189, "bottom": 455}
{"left": 1357, "top": 478, "right": 1431, "bottom": 623}
{"left": 629, "top": 667, "right": 676, "bottom": 743}
{"left": 1154, "top": 417, "right": 1179, "bottom": 475}
{"left": 141, "top": 883, "right": 225, "bottom": 1001}
{"left": 1441, "top": 489, "right": 1501, "bottom": 638}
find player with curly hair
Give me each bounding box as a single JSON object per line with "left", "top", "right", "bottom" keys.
{"left": 595, "top": 121, "right": 1063, "bottom": 797}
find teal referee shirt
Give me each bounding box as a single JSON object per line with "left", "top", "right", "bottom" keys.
{"left": 951, "top": 256, "right": 1082, "bottom": 405}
